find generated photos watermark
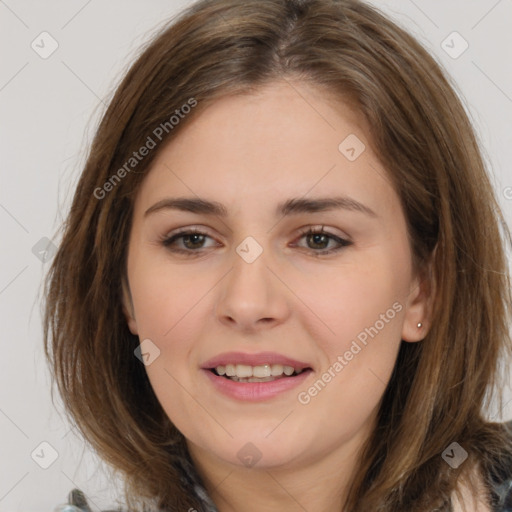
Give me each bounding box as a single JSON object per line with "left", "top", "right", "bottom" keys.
{"left": 297, "top": 301, "right": 403, "bottom": 405}
{"left": 94, "top": 98, "right": 197, "bottom": 200}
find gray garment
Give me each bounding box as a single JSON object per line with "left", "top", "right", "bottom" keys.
{"left": 55, "top": 422, "right": 512, "bottom": 512}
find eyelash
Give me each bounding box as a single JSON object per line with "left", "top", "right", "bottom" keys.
{"left": 159, "top": 226, "right": 352, "bottom": 257}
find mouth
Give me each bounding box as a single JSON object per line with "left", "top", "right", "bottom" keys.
{"left": 208, "top": 364, "right": 312, "bottom": 383}
{"left": 200, "top": 352, "right": 314, "bottom": 401}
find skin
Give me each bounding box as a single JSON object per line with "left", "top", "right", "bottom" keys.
{"left": 122, "top": 80, "right": 435, "bottom": 511}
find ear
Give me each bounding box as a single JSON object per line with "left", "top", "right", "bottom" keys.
{"left": 401, "top": 254, "right": 436, "bottom": 343}
{"left": 121, "top": 276, "right": 139, "bottom": 335}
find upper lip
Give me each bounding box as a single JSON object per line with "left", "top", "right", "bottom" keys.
{"left": 201, "top": 351, "right": 312, "bottom": 371}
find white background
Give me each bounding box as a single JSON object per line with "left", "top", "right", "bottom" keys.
{"left": 1, "top": 1, "right": 511, "bottom": 510}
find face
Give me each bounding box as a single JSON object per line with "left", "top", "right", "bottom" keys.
{"left": 123, "top": 80, "right": 430, "bottom": 471}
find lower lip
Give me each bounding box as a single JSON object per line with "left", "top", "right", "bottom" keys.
{"left": 202, "top": 369, "right": 313, "bottom": 402}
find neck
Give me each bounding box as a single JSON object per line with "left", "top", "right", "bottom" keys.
{"left": 186, "top": 420, "right": 375, "bottom": 512}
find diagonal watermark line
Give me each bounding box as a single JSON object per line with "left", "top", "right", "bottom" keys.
{"left": 281, "top": 77, "right": 337, "bottom": 131}
{"left": 407, "top": 0, "right": 439, "bottom": 29}
{"left": 384, "top": 9, "right": 425, "bottom": 37}
{"left": 367, "top": 366, "right": 386, "bottom": 387}
{"left": 60, "top": 423, "right": 79, "bottom": 440}
{"left": 264, "top": 265, "right": 336, "bottom": 335}
{"left": 163, "top": 267, "right": 234, "bottom": 337}
{"left": 489, "top": 394, "right": 512, "bottom": 422}
{"left": 471, "top": 0, "right": 503, "bottom": 30}
{"left": 367, "top": 161, "right": 394, "bottom": 191}
{"left": 0, "top": 472, "right": 29, "bottom": 503}
{"left": 266, "top": 164, "right": 337, "bottom": 234}
{"left": 0, "top": 203, "right": 29, "bottom": 233}
{"left": 0, "top": 1, "right": 29, "bottom": 29}
{"left": 61, "top": 471, "right": 102, "bottom": 512}
{"left": 472, "top": 61, "right": 512, "bottom": 105}
{"left": 264, "top": 470, "right": 310, "bottom": 511}
{"left": 203, "top": 467, "right": 235, "bottom": 502}
{"left": 162, "top": 162, "right": 233, "bottom": 235}
{"left": 0, "top": 265, "right": 29, "bottom": 296}
{"left": 0, "top": 407, "right": 29, "bottom": 439}
{"left": 61, "top": 0, "right": 93, "bottom": 29}
{"left": 0, "top": 62, "right": 29, "bottom": 92}
{"left": 61, "top": 60, "right": 108, "bottom": 108}
{"left": 163, "top": 368, "right": 234, "bottom": 438}
{"left": 264, "top": 409, "right": 295, "bottom": 438}
{"left": 495, "top": 398, "right": 512, "bottom": 421}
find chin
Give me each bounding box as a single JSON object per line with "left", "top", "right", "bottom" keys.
{"left": 210, "top": 433, "right": 307, "bottom": 470}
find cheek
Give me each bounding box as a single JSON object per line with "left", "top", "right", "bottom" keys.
{"left": 128, "top": 255, "right": 209, "bottom": 338}
{"left": 296, "top": 274, "right": 403, "bottom": 438}
{"left": 292, "top": 254, "right": 406, "bottom": 417}
{"left": 127, "top": 264, "right": 211, "bottom": 431}
{"left": 294, "top": 255, "right": 405, "bottom": 352}
{"left": 127, "top": 259, "right": 218, "bottom": 395}
{"left": 304, "top": 252, "right": 407, "bottom": 410}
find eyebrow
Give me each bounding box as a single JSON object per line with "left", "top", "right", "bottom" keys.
{"left": 144, "top": 195, "right": 378, "bottom": 219}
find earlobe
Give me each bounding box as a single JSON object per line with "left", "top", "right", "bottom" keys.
{"left": 123, "top": 305, "right": 139, "bottom": 336}
{"left": 121, "top": 277, "right": 139, "bottom": 335}
{"left": 401, "top": 259, "right": 435, "bottom": 343}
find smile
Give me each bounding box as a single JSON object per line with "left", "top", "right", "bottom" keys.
{"left": 213, "top": 363, "right": 305, "bottom": 382}
{"left": 201, "top": 351, "right": 314, "bottom": 401}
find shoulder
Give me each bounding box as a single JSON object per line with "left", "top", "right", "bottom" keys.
{"left": 55, "top": 488, "right": 121, "bottom": 512}
{"left": 485, "top": 420, "right": 512, "bottom": 511}
{"left": 453, "top": 420, "right": 512, "bottom": 512}
{"left": 451, "top": 464, "right": 493, "bottom": 512}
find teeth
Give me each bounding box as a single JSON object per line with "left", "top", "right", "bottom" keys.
{"left": 283, "top": 366, "right": 294, "bottom": 376}
{"left": 253, "top": 364, "right": 272, "bottom": 378}
{"left": 214, "top": 363, "right": 304, "bottom": 378}
{"left": 270, "top": 364, "right": 284, "bottom": 376}
{"left": 228, "top": 376, "right": 276, "bottom": 383}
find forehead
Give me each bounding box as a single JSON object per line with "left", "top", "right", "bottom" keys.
{"left": 133, "top": 81, "right": 401, "bottom": 221}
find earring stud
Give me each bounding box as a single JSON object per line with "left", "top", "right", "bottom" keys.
{"left": 417, "top": 322, "right": 423, "bottom": 328}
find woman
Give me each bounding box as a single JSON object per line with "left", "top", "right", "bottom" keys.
{"left": 45, "top": 0, "right": 512, "bottom": 510}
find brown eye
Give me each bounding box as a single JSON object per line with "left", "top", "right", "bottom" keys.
{"left": 294, "top": 227, "right": 352, "bottom": 256}
{"left": 160, "top": 226, "right": 352, "bottom": 257}
{"left": 161, "top": 229, "right": 218, "bottom": 254}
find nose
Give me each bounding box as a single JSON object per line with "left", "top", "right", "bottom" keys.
{"left": 215, "top": 246, "right": 291, "bottom": 333}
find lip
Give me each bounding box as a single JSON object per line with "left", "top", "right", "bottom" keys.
{"left": 201, "top": 351, "right": 312, "bottom": 371}
{"left": 201, "top": 367, "right": 313, "bottom": 402}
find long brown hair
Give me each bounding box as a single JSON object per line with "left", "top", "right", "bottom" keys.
{"left": 43, "top": 0, "right": 512, "bottom": 510}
